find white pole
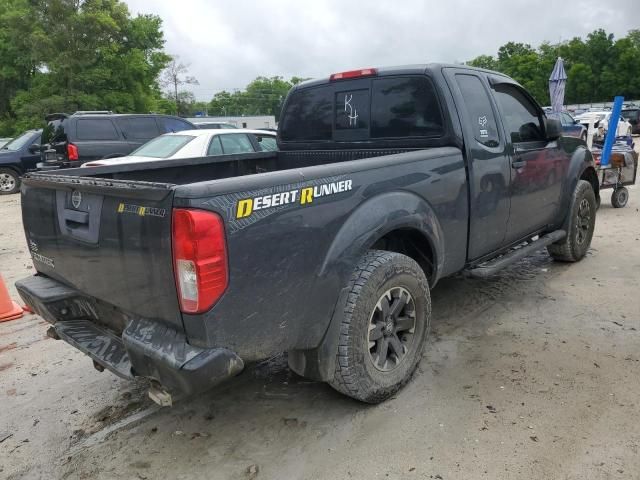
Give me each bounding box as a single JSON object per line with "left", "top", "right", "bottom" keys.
{"left": 587, "top": 117, "right": 595, "bottom": 150}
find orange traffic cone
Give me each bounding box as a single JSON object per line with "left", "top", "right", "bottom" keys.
{"left": 0, "top": 274, "right": 23, "bottom": 322}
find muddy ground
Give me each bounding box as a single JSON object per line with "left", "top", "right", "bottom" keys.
{"left": 1, "top": 179, "right": 639, "bottom": 479}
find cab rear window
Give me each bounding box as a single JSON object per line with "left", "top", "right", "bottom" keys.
{"left": 280, "top": 76, "right": 444, "bottom": 142}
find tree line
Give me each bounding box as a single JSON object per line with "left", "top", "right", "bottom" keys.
{"left": 467, "top": 29, "right": 640, "bottom": 106}
{"left": 1, "top": 1, "right": 639, "bottom": 137}
{"left": 0, "top": 0, "right": 171, "bottom": 136}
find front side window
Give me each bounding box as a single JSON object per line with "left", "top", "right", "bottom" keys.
{"left": 76, "top": 119, "right": 119, "bottom": 141}
{"left": 455, "top": 74, "right": 500, "bottom": 148}
{"left": 561, "top": 113, "right": 574, "bottom": 126}
{"left": 131, "top": 135, "right": 194, "bottom": 158}
{"left": 493, "top": 84, "right": 544, "bottom": 143}
{"left": 371, "top": 77, "right": 444, "bottom": 138}
{"left": 219, "top": 134, "right": 255, "bottom": 154}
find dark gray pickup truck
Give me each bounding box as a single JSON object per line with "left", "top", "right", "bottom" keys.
{"left": 16, "top": 64, "right": 599, "bottom": 404}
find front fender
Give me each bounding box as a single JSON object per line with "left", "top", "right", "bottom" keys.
{"left": 557, "top": 143, "right": 596, "bottom": 227}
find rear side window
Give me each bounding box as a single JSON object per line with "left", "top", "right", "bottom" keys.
{"left": 159, "top": 117, "right": 193, "bottom": 133}
{"left": 254, "top": 134, "right": 277, "bottom": 151}
{"left": 371, "top": 77, "right": 444, "bottom": 138}
{"left": 131, "top": 135, "right": 194, "bottom": 158}
{"left": 279, "top": 87, "right": 333, "bottom": 141}
{"left": 76, "top": 119, "right": 119, "bottom": 141}
{"left": 455, "top": 74, "right": 500, "bottom": 148}
{"left": 119, "top": 117, "right": 159, "bottom": 139}
{"left": 207, "top": 136, "right": 223, "bottom": 155}
{"left": 220, "top": 134, "right": 255, "bottom": 154}
{"left": 561, "top": 113, "right": 575, "bottom": 126}
{"left": 493, "top": 84, "right": 544, "bottom": 143}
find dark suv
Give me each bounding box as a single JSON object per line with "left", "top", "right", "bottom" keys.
{"left": 38, "top": 112, "right": 195, "bottom": 169}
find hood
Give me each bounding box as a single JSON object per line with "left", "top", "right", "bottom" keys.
{"left": 0, "top": 149, "right": 20, "bottom": 162}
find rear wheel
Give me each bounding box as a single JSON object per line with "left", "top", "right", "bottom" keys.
{"left": 547, "top": 180, "right": 596, "bottom": 262}
{"left": 0, "top": 168, "right": 20, "bottom": 195}
{"left": 611, "top": 187, "right": 629, "bottom": 208}
{"left": 330, "top": 250, "right": 430, "bottom": 403}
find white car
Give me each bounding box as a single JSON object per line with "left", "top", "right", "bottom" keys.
{"left": 575, "top": 111, "right": 632, "bottom": 138}
{"left": 81, "top": 129, "right": 277, "bottom": 167}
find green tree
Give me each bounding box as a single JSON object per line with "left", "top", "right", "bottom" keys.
{"left": 465, "top": 29, "right": 640, "bottom": 106}
{"left": 466, "top": 54, "right": 497, "bottom": 70}
{"left": 0, "top": 0, "right": 170, "bottom": 135}
{"left": 208, "top": 76, "right": 308, "bottom": 120}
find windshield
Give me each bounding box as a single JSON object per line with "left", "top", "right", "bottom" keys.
{"left": 130, "top": 134, "right": 194, "bottom": 158}
{"left": 2, "top": 131, "right": 36, "bottom": 151}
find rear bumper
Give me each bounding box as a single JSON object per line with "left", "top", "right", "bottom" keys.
{"left": 15, "top": 275, "right": 244, "bottom": 395}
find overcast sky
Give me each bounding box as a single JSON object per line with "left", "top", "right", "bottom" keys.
{"left": 125, "top": 0, "right": 638, "bottom": 100}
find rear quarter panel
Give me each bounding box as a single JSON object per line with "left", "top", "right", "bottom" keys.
{"left": 176, "top": 147, "right": 468, "bottom": 360}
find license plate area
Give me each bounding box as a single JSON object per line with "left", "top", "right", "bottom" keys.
{"left": 45, "top": 150, "right": 59, "bottom": 162}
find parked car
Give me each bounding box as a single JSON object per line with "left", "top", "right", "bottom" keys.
{"left": 17, "top": 64, "right": 598, "bottom": 405}
{"left": 622, "top": 107, "right": 639, "bottom": 135}
{"left": 548, "top": 112, "right": 587, "bottom": 141}
{"left": 575, "top": 111, "right": 632, "bottom": 138}
{"left": 193, "top": 122, "right": 238, "bottom": 130}
{"left": 0, "top": 129, "right": 42, "bottom": 194}
{"left": 0, "top": 138, "right": 13, "bottom": 149}
{"left": 38, "top": 112, "right": 195, "bottom": 170}
{"left": 81, "top": 129, "right": 277, "bottom": 167}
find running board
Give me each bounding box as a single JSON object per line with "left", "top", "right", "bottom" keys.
{"left": 466, "top": 230, "right": 566, "bottom": 279}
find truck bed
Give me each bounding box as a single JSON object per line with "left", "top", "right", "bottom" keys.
{"left": 48, "top": 149, "right": 421, "bottom": 185}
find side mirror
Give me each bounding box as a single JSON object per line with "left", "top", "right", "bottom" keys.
{"left": 28, "top": 143, "right": 40, "bottom": 154}
{"left": 545, "top": 118, "right": 562, "bottom": 141}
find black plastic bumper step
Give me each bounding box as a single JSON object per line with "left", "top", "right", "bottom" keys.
{"left": 54, "top": 320, "right": 133, "bottom": 379}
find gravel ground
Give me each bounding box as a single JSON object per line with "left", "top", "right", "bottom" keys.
{"left": 0, "top": 174, "right": 639, "bottom": 479}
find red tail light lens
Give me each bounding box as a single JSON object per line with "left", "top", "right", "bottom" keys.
{"left": 329, "top": 68, "right": 377, "bottom": 81}
{"left": 67, "top": 143, "right": 79, "bottom": 161}
{"left": 172, "top": 209, "right": 228, "bottom": 314}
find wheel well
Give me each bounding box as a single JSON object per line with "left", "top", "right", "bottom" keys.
{"left": 581, "top": 167, "right": 600, "bottom": 202}
{"left": 370, "top": 228, "right": 435, "bottom": 284}
{"left": 0, "top": 165, "right": 22, "bottom": 176}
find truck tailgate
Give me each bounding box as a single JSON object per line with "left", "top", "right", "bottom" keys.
{"left": 20, "top": 173, "right": 183, "bottom": 331}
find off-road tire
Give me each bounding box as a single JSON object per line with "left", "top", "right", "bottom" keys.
{"left": 0, "top": 168, "right": 21, "bottom": 195}
{"left": 547, "top": 180, "right": 596, "bottom": 262}
{"left": 329, "top": 250, "right": 431, "bottom": 403}
{"left": 611, "top": 187, "right": 629, "bottom": 208}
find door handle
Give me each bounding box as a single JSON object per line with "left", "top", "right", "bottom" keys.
{"left": 512, "top": 159, "right": 526, "bottom": 169}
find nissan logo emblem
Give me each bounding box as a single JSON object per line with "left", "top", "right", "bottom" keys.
{"left": 71, "top": 190, "right": 82, "bottom": 209}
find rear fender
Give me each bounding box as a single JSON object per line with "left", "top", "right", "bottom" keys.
{"left": 288, "top": 191, "right": 444, "bottom": 381}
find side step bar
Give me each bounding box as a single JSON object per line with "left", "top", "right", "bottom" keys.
{"left": 467, "top": 230, "right": 566, "bottom": 279}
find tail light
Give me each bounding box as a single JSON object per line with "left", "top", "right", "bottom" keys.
{"left": 330, "top": 68, "right": 377, "bottom": 81}
{"left": 172, "top": 209, "right": 228, "bottom": 314}
{"left": 67, "top": 143, "right": 79, "bottom": 161}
